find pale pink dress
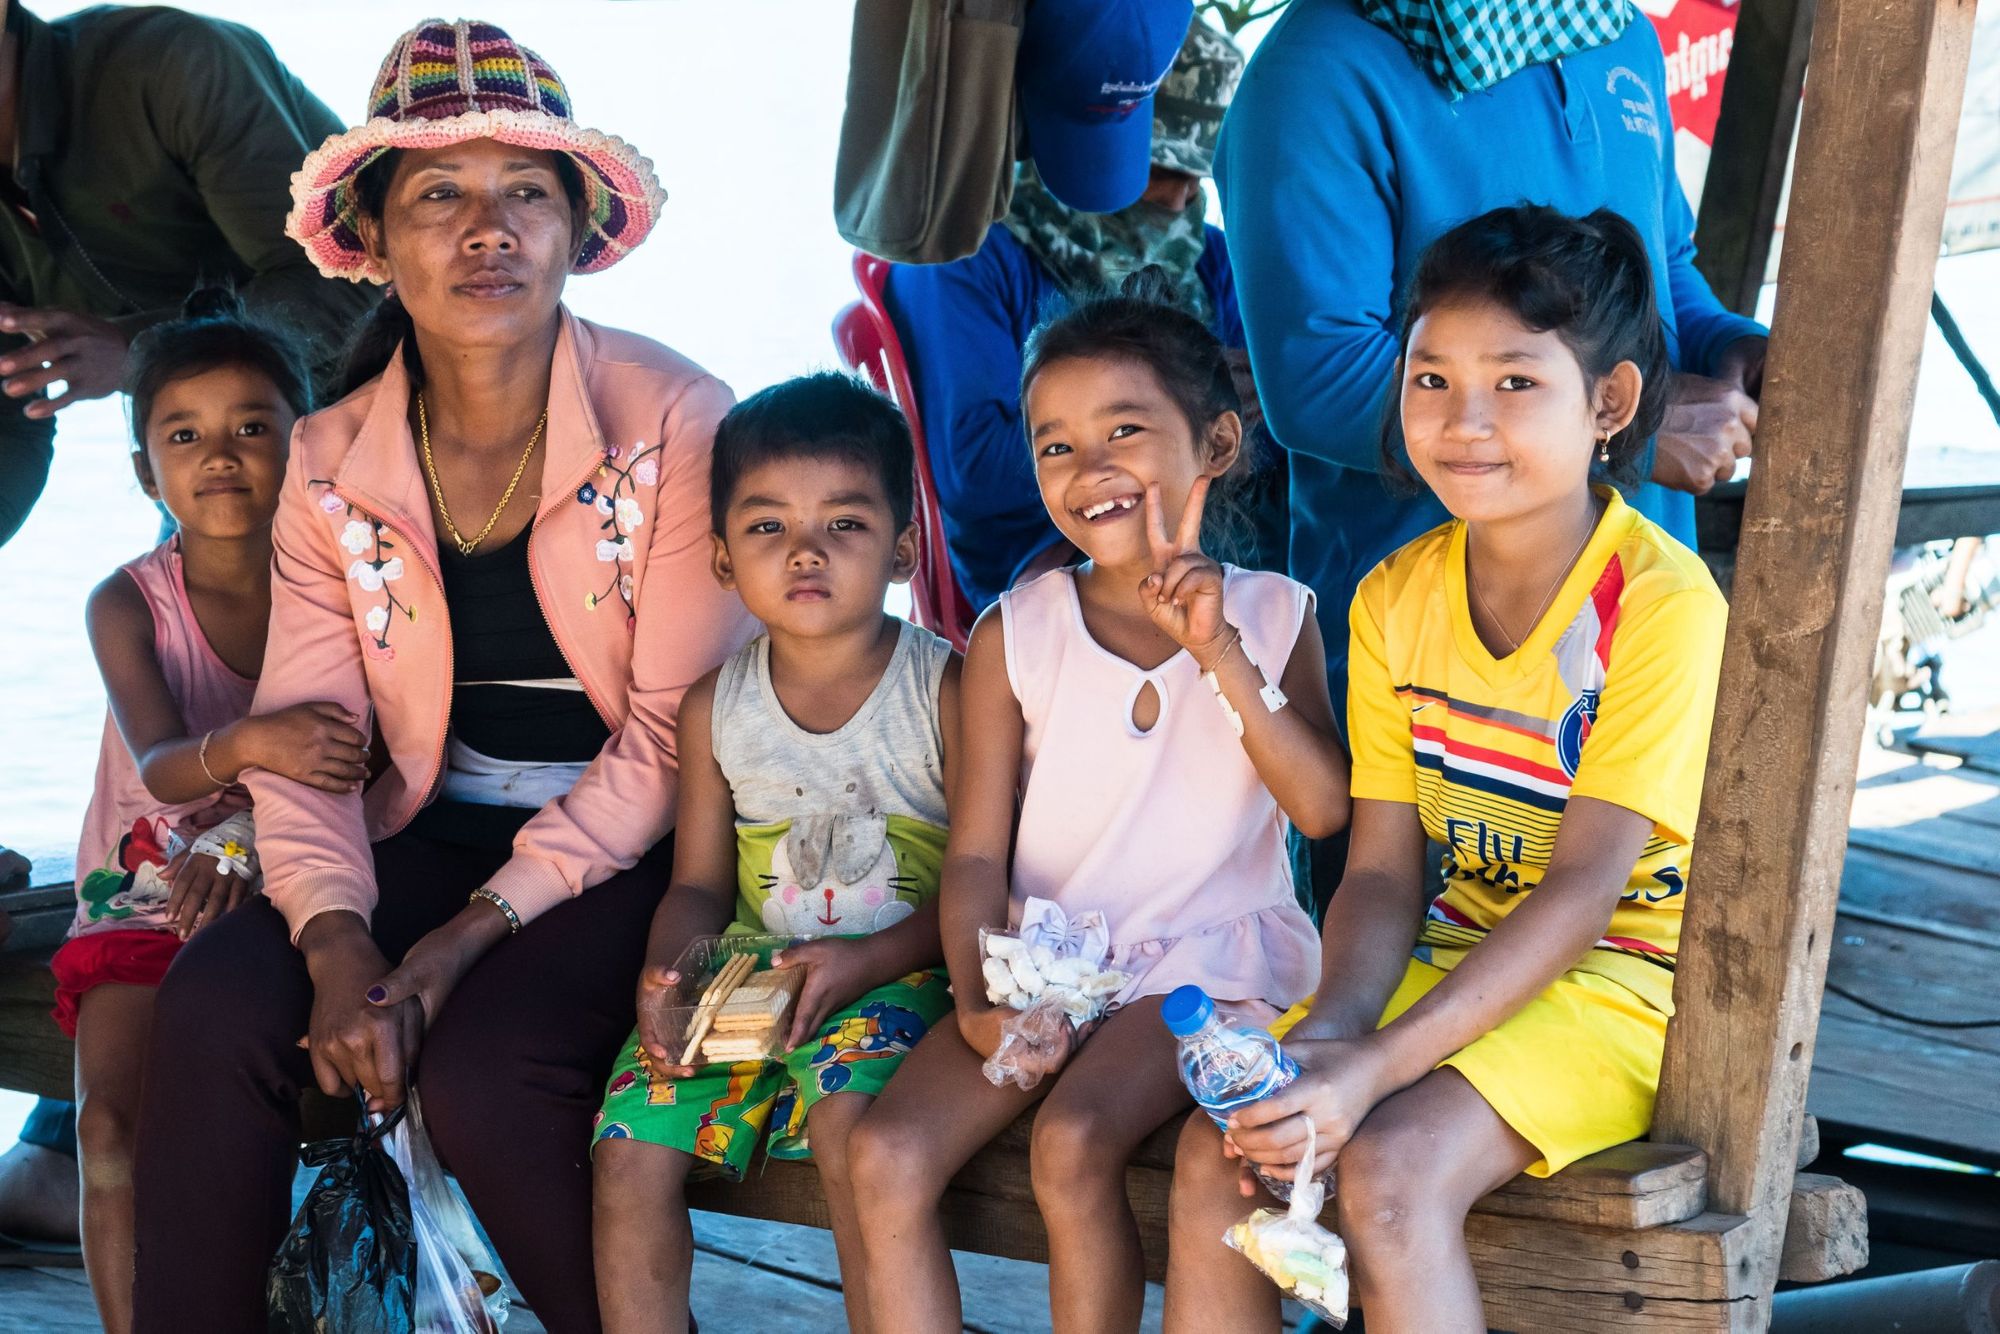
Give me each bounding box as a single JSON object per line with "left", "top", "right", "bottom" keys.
{"left": 71, "top": 539, "right": 256, "bottom": 940}
{"left": 1000, "top": 566, "right": 1322, "bottom": 1013}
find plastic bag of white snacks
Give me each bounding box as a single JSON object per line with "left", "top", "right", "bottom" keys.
{"left": 978, "top": 897, "right": 1129, "bottom": 1090}
{"left": 1223, "top": 1118, "right": 1348, "bottom": 1325}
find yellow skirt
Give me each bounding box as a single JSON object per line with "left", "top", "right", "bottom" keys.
{"left": 1272, "top": 958, "right": 1667, "bottom": 1177}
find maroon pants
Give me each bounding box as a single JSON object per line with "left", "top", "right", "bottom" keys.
{"left": 131, "top": 822, "right": 670, "bottom": 1334}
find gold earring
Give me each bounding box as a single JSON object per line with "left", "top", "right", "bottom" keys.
{"left": 1597, "top": 431, "right": 1611, "bottom": 464}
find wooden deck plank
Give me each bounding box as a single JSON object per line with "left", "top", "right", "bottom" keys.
{"left": 1833, "top": 844, "right": 2000, "bottom": 949}
{"left": 1824, "top": 916, "right": 2000, "bottom": 1059}
{"left": 1850, "top": 763, "right": 2000, "bottom": 833}
{"left": 1905, "top": 708, "right": 2000, "bottom": 775}
{"left": 687, "top": 1242, "right": 854, "bottom": 1330}
{"left": 690, "top": 1210, "right": 1286, "bottom": 1332}
{"left": 1811, "top": 754, "right": 2000, "bottom": 1161}
{"left": 1847, "top": 821, "right": 2000, "bottom": 879}
{"left": 1810, "top": 1008, "right": 2000, "bottom": 1162}
{"left": 0, "top": 1268, "right": 107, "bottom": 1333}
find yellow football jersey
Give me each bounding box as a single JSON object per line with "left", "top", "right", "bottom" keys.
{"left": 1347, "top": 488, "right": 1728, "bottom": 1013}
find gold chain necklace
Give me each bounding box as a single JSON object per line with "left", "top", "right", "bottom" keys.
{"left": 417, "top": 392, "right": 548, "bottom": 556}
{"left": 1468, "top": 499, "right": 1602, "bottom": 656}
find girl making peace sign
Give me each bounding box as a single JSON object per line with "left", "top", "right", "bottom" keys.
{"left": 849, "top": 269, "right": 1350, "bottom": 1332}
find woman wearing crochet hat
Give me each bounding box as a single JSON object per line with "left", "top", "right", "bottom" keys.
{"left": 128, "top": 20, "right": 755, "bottom": 1332}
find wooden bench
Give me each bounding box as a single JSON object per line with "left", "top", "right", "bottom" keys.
{"left": 2, "top": 887, "right": 1863, "bottom": 1331}
{"left": 0, "top": 885, "right": 74, "bottom": 1102}
{"left": 683, "top": 1106, "right": 1859, "bottom": 1333}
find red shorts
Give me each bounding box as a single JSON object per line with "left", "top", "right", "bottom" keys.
{"left": 49, "top": 929, "right": 182, "bottom": 1038}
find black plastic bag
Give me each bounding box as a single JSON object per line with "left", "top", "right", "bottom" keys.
{"left": 268, "top": 1103, "right": 415, "bottom": 1333}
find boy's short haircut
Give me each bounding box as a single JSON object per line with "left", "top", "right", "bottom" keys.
{"left": 709, "top": 371, "right": 916, "bottom": 535}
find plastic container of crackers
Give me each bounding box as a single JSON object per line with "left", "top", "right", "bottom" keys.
{"left": 640, "top": 933, "right": 809, "bottom": 1068}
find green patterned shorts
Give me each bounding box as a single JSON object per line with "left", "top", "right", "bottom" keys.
{"left": 592, "top": 969, "right": 950, "bottom": 1180}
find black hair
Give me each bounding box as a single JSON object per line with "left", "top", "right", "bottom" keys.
{"left": 339, "top": 147, "right": 590, "bottom": 398}
{"left": 709, "top": 371, "right": 916, "bottom": 534}
{"left": 124, "top": 285, "right": 313, "bottom": 449}
{"left": 1017, "top": 266, "right": 1255, "bottom": 554}
{"left": 1381, "top": 204, "right": 1670, "bottom": 489}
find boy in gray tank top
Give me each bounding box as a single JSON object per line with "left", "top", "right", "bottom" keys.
{"left": 592, "top": 373, "right": 958, "bottom": 1334}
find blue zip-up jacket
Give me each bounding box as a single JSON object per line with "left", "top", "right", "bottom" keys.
{"left": 884, "top": 223, "right": 1245, "bottom": 611}
{"left": 1215, "top": 0, "right": 1765, "bottom": 700}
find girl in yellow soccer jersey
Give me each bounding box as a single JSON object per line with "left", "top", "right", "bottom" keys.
{"left": 1164, "top": 205, "right": 1732, "bottom": 1334}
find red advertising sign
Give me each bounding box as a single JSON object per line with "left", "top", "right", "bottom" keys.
{"left": 1641, "top": 0, "right": 1740, "bottom": 147}
{"left": 1636, "top": 0, "right": 1741, "bottom": 209}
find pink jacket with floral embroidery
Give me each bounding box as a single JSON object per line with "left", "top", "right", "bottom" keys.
{"left": 246, "top": 310, "right": 757, "bottom": 941}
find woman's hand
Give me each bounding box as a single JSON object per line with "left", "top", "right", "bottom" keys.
{"left": 230, "top": 703, "right": 369, "bottom": 793}
{"left": 773, "top": 936, "right": 881, "bottom": 1051}
{"left": 364, "top": 899, "right": 513, "bottom": 1040}
{"left": 1225, "top": 1035, "right": 1399, "bottom": 1179}
{"left": 300, "top": 912, "right": 415, "bottom": 1113}
{"left": 1140, "top": 477, "right": 1230, "bottom": 662}
{"left": 163, "top": 850, "right": 250, "bottom": 940}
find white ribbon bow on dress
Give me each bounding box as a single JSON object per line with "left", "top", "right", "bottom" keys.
{"left": 1017, "top": 896, "right": 1112, "bottom": 968}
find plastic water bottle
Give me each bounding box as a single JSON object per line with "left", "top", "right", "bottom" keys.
{"left": 1162, "top": 984, "right": 1309, "bottom": 1202}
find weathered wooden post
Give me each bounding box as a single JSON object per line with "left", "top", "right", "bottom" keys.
{"left": 1654, "top": 0, "right": 1978, "bottom": 1328}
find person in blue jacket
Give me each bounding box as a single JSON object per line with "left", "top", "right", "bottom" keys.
{"left": 1217, "top": 0, "right": 1768, "bottom": 711}
{"left": 886, "top": 20, "right": 1274, "bottom": 613}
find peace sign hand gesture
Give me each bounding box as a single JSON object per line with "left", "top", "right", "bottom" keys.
{"left": 1140, "top": 477, "right": 1232, "bottom": 663}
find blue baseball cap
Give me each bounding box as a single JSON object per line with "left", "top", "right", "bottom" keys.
{"left": 1017, "top": 0, "right": 1195, "bottom": 214}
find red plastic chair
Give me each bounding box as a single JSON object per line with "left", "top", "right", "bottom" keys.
{"left": 832, "top": 250, "right": 976, "bottom": 650}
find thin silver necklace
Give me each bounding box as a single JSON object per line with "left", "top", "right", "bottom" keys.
{"left": 1468, "top": 499, "right": 1602, "bottom": 656}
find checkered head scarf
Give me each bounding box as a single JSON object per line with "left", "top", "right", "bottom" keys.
{"left": 1361, "top": 0, "right": 1635, "bottom": 101}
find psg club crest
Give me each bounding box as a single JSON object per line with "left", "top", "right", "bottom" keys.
{"left": 1556, "top": 689, "right": 1600, "bottom": 779}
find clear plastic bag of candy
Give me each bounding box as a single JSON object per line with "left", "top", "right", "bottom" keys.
{"left": 980, "top": 992, "right": 1082, "bottom": 1089}
{"left": 977, "top": 898, "right": 1129, "bottom": 1089}
{"left": 1223, "top": 1117, "right": 1349, "bottom": 1325}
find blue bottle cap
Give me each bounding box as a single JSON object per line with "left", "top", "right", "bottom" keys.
{"left": 1160, "top": 984, "right": 1215, "bottom": 1036}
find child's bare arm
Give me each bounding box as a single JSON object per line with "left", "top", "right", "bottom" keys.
{"left": 632, "top": 672, "right": 742, "bottom": 1068}
{"left": 1139, "top": 481, "right": 1349, "bottom": 837}
{"left": 1282, "top": 796, "right": 1432, "bottom": 1044}
{"left": 89, "top": 573, "right": 211, "bottom": 802}
{"left": 1368, "top": 796, "right": 1648, "bottom": 1082}
{"left": 940, "top": 613, "right": 1023, "bottom": 1045}
{"left": 1215, "top": 608, "right": 1351, "bottom": 839}
{"left": 1234, "top": 797, "right": 1648, "bottom": 1173}
{"left": 86, "top": 573, "right": 368, "bottom": 803}
{"left": 639, "top": 672, "right": 739, "bottom": 968}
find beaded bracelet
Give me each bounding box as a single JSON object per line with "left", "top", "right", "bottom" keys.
{"left": 469, "top": 886, "right": 522, "bottom": 933}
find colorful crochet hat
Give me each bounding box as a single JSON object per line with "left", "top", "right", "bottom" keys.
{"left": 287, "top": 18, "right": 665, "bottom": 283}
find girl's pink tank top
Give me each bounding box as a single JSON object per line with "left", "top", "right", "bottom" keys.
{"left": 999, "top": 566, "right": 1322, "bottom": 1012}
{"left": 71, "top": 539, "right": 257, "bottom": 939}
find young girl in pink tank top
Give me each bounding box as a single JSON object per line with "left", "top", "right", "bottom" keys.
{"left": 56, "top": 290, "right": 367, "bottom": 1334}
{"left": 851, "top": 270, "right": 1351, "bottom": 1330}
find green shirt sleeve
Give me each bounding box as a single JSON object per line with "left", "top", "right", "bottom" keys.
{"left": 141, "top": 14, "right": 377, "bottom": 387}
